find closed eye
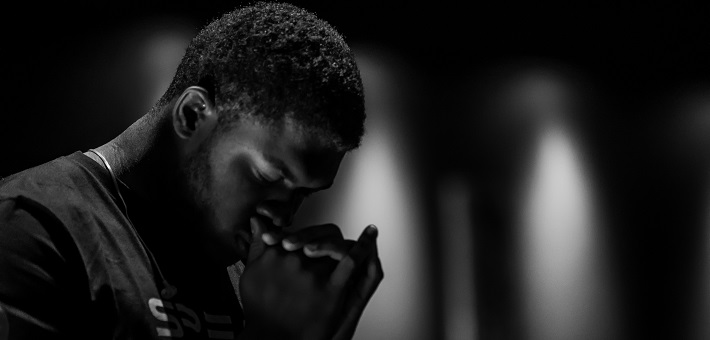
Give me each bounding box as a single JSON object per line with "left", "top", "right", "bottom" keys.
{"left": 296, "top": 188, "right": 320, "bottom": 199}
{"left": 253, "top": 168, "right": 283, "bottom": 184}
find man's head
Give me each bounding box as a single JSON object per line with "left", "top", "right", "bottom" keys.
{"left": 152, "top": 2, "right": 365, "bottom": 265}
{"left": 155, "top": 1, "right": 365, "bottom": 151}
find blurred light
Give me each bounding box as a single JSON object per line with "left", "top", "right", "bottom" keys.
{"left": 140, "top": 19, "right": 195, "bottom": 108}
{"left": 513, "top": 66, "right": 617, "bottom": 340}
{"left": 437, "top": 175, "right": 477, "bottom": 340}
{"left": 520, "top": 124, "right": 599, "bottom": 339}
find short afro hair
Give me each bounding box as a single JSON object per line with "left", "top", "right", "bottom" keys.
{"left": 156, "top": 1, "right": 366, "bottom": 151}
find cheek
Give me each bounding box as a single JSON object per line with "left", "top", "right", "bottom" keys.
{"left": 209, "top": 160, "right": 263, "bottom": 232}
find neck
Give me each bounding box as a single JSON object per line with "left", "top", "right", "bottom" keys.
{"left": 93, "top": 109, "right": 213, "bottom": 251}
{"left": 89, "top": 108, "right": 231, "bottom": 283}
{"left": 93, "top": 109, "right": 178, "bottom": 202}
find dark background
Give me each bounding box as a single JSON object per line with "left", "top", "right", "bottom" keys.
{"left": 2, "top": 1, "right": 710, "bottom": 339}
{"left": 3, "top": 1, "right": 709, "bottom": 175}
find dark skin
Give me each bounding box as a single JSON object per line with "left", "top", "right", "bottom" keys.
{"left": 84, "top": 86, "right": 383, "bottom": 339}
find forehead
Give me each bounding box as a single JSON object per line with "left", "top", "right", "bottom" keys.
{"left": 214, "top": 118, "right": 344, "bottom": 182}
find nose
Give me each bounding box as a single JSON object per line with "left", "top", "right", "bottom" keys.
{"left": 256, "top": 197, "right": 303, "bottom": 228}
{"left": 256, "top": 186, "right": 307, "bottom": 228}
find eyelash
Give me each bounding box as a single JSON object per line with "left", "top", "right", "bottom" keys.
{"left": 254, "top": 170, "right": 281, "bottom": 184}
{"left": 252, "top": 169, "right": 315, "bottom": 199}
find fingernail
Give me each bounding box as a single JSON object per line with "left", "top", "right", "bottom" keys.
{"left": 282, "top": 238, "right": 299, "bottom": 251}
{"left": 303, "top": 244, "right": 317, "bottom": 256}
{"left": 366, "top": 224, "right": 378, "bottom": 237}
{"left": 262, "top": 233, "right": 278, "bottom": 245}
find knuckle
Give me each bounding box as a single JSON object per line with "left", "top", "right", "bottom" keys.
{"left": 321, "top": 223, "right": 343, "bottom": 236}
{"left": 284, "top": 252, "right": 302, "bottom": 268}
{"left": 342, "top": 256, "right": 356, "bottom": 272}
{"left": 262, "top": 247, "right": 279, "bottom": 260}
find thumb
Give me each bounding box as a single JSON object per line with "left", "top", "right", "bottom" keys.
{"left": 247, "top": 216, "right": 267, "bottom": 264}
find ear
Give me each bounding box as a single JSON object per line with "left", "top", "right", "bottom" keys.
{"left": 172, "top": 86, "right": 216, "bottom": 139}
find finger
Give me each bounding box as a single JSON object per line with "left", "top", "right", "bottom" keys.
{"left": 332, "top": 263, "right": 383, "bottom": 340}
{"left": 281, "top": 223, "right": 343, "bottom": 251}
{"left": 354, "top": 255, "right": 384, "bottom": 306}
{"left": 247, "top": 216, "right": 268, "bottom": 264}
{"left": 332, "top": 242, "right": 384, "bottom": 340}
{"left": 328, "top": 224, "right": 378, "bottom": 289}
{"left": 303, "top": 239, "right": 356, "bottom": 261}
{"left": 262, "top": 232, "right": 281, "bottom": 246}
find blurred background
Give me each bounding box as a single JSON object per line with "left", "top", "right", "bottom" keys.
{"left": 2, "top": 1, "right": 710, "bottom": 339}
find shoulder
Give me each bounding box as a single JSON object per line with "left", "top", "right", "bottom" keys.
{"left": 0, "top": 154, "right": 160, "bottom": 331}
{"left": 0, "top": 151, "right": 135, "bottom": 268}
{"left": 0, "top": 151, "right": 112, "bottom": 268}
{"left": 0, "top": 152, "right": 118, "bottom": 229}
{"left": 1, "top": 151, "right": 106, "bottom": 203}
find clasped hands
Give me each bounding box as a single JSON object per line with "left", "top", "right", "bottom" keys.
{"left": 239, "top": 217, "right": 383, "bottom": 340}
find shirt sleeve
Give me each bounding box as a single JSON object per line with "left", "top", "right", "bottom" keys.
{"left": 0, "top": 198, "right": 85, "bottom": 339}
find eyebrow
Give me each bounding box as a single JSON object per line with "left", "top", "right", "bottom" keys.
{"left": 261, "top": 153, "right": 333, "bottom": 192}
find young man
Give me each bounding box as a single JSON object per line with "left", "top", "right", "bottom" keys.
{"left": 0, "top": 2, "right": 382, "bottom": 339}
